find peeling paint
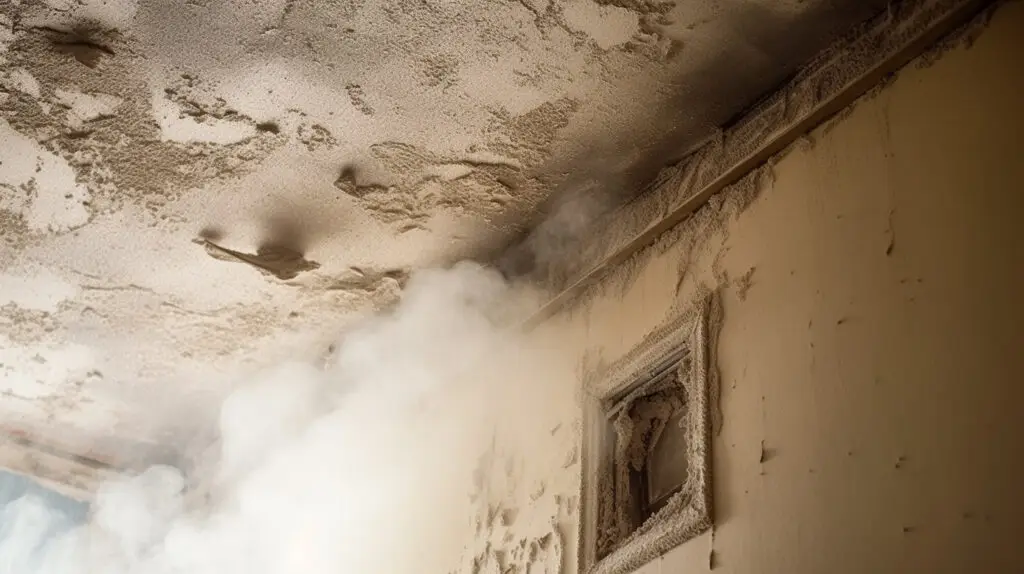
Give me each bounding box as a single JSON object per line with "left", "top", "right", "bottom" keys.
{"left": 0, "top": 119, "right": 92, "bottom": 233}
{"left": 0, "top": 267, "right": 79, "bottom": 312}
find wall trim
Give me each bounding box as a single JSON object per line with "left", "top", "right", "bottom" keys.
{"left": 524, "top": 0, "right": 998, "bottom": 329}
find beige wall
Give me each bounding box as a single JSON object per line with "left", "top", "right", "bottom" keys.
{"left": 492, "top": 3, "right": 1024, "bottom": 573}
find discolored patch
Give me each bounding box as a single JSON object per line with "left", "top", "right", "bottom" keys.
{"left": 37, "top": 23, "right": 118, "bottom": 69}
{"left": 194, "top": 238, "right": 320, "bottom": 281}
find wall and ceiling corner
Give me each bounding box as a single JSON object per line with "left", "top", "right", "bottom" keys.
{"left": 521, "top": 0, "right": 1002, "bottom": 327}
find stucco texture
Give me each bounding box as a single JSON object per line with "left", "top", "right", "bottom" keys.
{"left": 0, "top": 0, "right": 884, "bottom": 445}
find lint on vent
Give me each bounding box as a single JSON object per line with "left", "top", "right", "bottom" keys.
{"left": 578, "top": 293, "right": 717, "bottom": 574}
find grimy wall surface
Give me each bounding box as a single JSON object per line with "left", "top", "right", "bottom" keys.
{"left": 514, "top": 2, "right": 1024, "bottom": 573}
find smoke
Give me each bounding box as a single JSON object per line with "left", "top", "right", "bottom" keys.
{"left": 496, "top": 177, "right": 614, "bottom": 285}
{"left": 0, "top": 261, "right": 571, "bottom": 574}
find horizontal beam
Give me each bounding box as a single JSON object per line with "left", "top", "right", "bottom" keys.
{"left": 0, "top": 427, "right": 122, "bottom": 501}
{"left": 523, "top": 0, "right": 996, "bottom": 329}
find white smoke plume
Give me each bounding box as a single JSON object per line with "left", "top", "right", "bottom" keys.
{"left": 0, "top": 262, "right": 572, "bottom": 574}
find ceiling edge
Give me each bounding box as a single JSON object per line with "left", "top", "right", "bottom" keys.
{"left": 521, "top": 0, "right": 1000, "bottom": 328}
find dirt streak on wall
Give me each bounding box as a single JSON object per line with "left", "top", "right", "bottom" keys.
{"left": 474, "top": 2, "right": 1024, "bottom": 573}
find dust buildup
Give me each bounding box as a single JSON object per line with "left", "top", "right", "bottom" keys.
{"left": 344, "top": 83, "right": 374, "bottom": 116}
{"left": 580, "top": 295, "right": 716, "bottom": 574}
{"left": 598, "top": 378, "right": 685, "bottom": 559}
{"left": 333, "top": 141, "right": 547, "bottom": 233}
{"left": 621, "top": 389, "right": 684, "bottom": 473}
{"left": 486, "top": 98, "right": 579, "bottom": 168}
{"left": 296, "top": 124, "right": 337, "bottom": 151}
{"left": 591, "top": 0, "right": 675, "bottom": 16}
{"left": 0, "top": 28, "right": 283, "bottom": 228}
{"left": 0, "top": 262, "right": 572, "bottom": 574}
{"left": 528, "top": 0, "right": 984, "bottom": 319}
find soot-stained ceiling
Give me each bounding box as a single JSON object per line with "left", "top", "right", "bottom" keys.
{"left": 0, "top": 0, "right": 885, "bottom": 449}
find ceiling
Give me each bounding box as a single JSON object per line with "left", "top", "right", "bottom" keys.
{"left": 0, "top": 0, "right": 886, "bottom": 457}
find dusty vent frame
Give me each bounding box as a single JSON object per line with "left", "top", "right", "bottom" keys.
{"left": 578, "top": 294, "right": 715, "bottom": 574}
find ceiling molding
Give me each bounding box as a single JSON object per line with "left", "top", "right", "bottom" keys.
{"left": 523, "top": 0, "right": 999, "bottom": 329}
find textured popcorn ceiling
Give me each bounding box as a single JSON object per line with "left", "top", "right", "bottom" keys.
{"left": 0, "top": 0, "right": 884, "bottom": 447}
